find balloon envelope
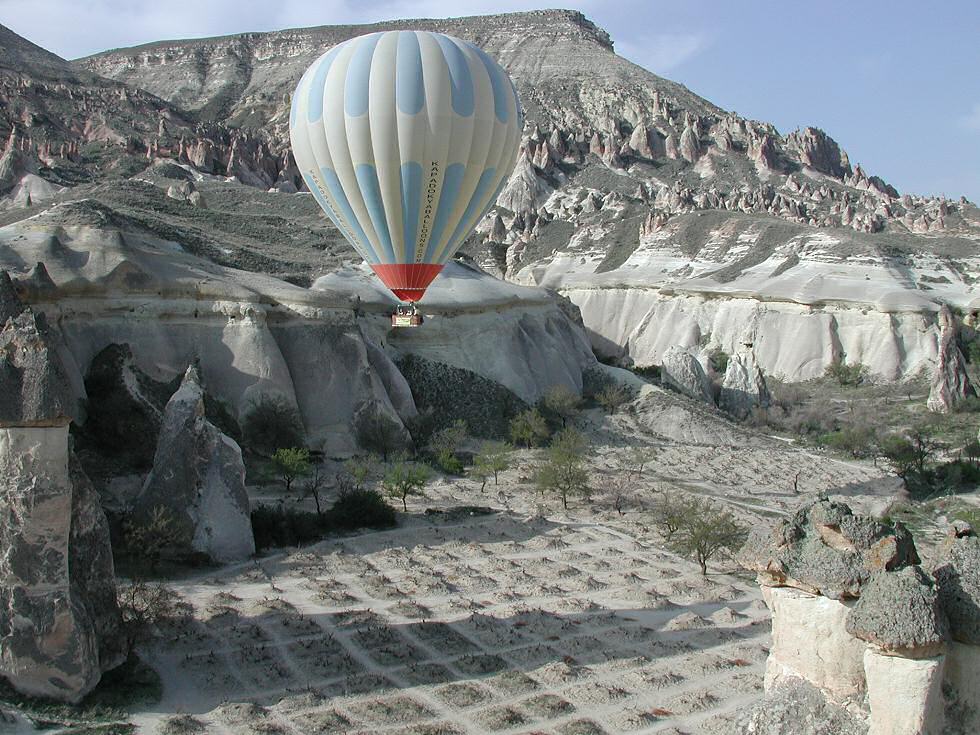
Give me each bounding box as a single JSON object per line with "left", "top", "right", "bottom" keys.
{"left": 289, "top": 31, "right": 523, "bottom": 302}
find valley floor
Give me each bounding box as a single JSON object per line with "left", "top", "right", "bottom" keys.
{"left": 115, "top": 399, "right": 898, "bottom": 735}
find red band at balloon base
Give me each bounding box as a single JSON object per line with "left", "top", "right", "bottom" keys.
{"left": 370, "top": 263, "right": 444, "bottom": 302}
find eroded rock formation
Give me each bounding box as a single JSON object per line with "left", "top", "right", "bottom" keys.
{"left": 718, "top": 345, "right": 771, "bottom": 419}
{"left": 927, "top": 305, "right": 976, "bottom": 413}
{"left": 739, "top": 499, "right": 980, "bottom": 735}
{"left": 659, "top": 346, "right": 714, "bottom": 405}
{"left": 0, "top": 278, "right": 122, "bottom": 702}
{"left": 134, "top": 364, "right": 254, "bottom": 564}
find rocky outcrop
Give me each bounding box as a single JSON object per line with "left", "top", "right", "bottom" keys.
{"left": 0, "top": 283, "right": 122, "bottom": 703}
{"left": 134, "top": 364, "right": 254, "bottom": 563}
{"left": 718, "top": 346, "right": 770, "bottom": 418}
{"left": 927, "top": 305, "right": 975, "bottom": 413}
{"left": 741, "top": 500, "right": 980, "bottom": 735}
{"left": 659, "top": 346, "right": 713, "bottom": 405}
{"left": 740, "top": 498, "right": 920, "bottom": 599}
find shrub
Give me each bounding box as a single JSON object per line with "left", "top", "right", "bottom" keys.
{"left": 330, "top": 487, "right": 396, "bottom": 531}
{"left": 118, "top": 580, "right": 191, "bottom": 655}
{"left": 123, "top": 506, "right": 180, "bottom": 574}
{"left": 817, "top": 425, "right": 877, "bottom": 458}
{"left": 271, "top": 447, "right": 311, "bottom": 493}
{"left": 429, "top": 419, "right": 468, "bottom": 474}
{"left": 383, "top": 457, "right": 431, "bottom": 511}
{"left": 534, "top": 429, "right": 590, "bottom": 510}
{"left": 596, "top": 383, "right": 634, "bottom": 413}
{"left": 250, "top": 505, "right": 327, "bottom": 550}
{"left": 824, "top": 357, "right": 869, "bottom": 387}
{"left": 708, "top": 348, "right": 729, "bottom": 375}
{"left": 538, "top": 385, "right": 581, "bottom": 429}
{"left": 509, "top": 408, "right": 551, "bottom": 447}
{"left": 242, "top": 394, "right": 304, "bottom": 454}
{"left": 355, "top": 408, "right": 404, "bottom": 461}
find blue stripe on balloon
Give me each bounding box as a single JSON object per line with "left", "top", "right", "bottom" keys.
{"left": 395, "top": 32, "right": 425, "bottom": 116}
{"left": 306, "top": 46, "right": 342, "bottom": 124}
{"left": 466, "top": 42, "right": 509, "bottom": 123}
{"left": 423, "top": 162, "right": 465, "bottom": 262}
{"left": 443, "top": 168, "right": 498, "bottom": 259}
{"left": 354, "top": 163, "right": 396, "bottom": 262}
{"left": 345, "top": 33, "right": 383, "bottom": 117}
{"left": 400, "top": 162, "right": 423, "bottom": 263}
{"left": 308, "top": 168, "right": 379, "bottom": 264}
{"left": 434, "top": 35, "right": 474, "bottom": 117}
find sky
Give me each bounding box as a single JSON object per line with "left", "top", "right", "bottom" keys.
{"left": 2, "top": 0, "right": 978, "bottom": 202}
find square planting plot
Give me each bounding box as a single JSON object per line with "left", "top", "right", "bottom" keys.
{"left": 453, "top": 653, "right": 510, "bottom": 676}
{"left": 504, "top": 644, "right": 561, "bottom": 668}
{"left": 323, "top": 672, "right": 394, "bottom": 698}
{"left": 287, "top": 709, "right": 356, "bottom": 734}
{"left": 344, "top": 695, "right": 437, "bottom": 724}
{"left": 562, "top": 681, "right": 633, "bottom": 705}
{"left": 395, "top": 661, "right": 456, "bottom": 686}
{"left": 385, "top": 722, "right": 466, "bottom": 735}
{"left": 404, "top": 622, "right": 480, "bottom": 655}
{"left": 485, "top": 670, "right": 541, "bottom": 697}
{"left": 432, "top": 681, "right": 494, "bottom": 708}
{"left": 352, "top": 626, "right": 426, "bottom": 666}
{"left": 474, "top": 705, "right": 530, "bottom": 731}
{"left": 285, "top": 639, "right": 362, "bottom": 680}
{"left": 556, "top": 718, "right": 608, "bottom": 735}
{"left": 517, "top": 693, "right": 576, "bottom": 719}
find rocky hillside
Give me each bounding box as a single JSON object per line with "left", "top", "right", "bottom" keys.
{"left": 2, "top": 11, "right": 979, "bottom": 383}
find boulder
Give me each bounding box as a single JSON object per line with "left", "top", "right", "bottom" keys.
{"left": 927, "top": 305, "right": 976, "bottom": 413}
{"left": 134, "top": 364, "right": 254, "bottom": 563}
{"left": 846, "top": 566, "right": 948, "bottom": 654}
{"left": 933, "top": 523, "right": 980, "bottom": 644}
{"left": 739, "top": 498, "right": 919, "bottom": 599}
{"left": 719, "top": 347, "right": 771, "bottom": 418}
{"left": 659, "top": 346, "right": 714, "bottom": 405}
{"left": 736, "top": 678, "right": 867, "bottom": 735}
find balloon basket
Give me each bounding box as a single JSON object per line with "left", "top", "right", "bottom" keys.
{"left": 391, "top": 302, "right": 423, "bottom": 328}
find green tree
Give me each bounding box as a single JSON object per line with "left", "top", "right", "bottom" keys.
{"left": 242, "top": 394, "right": 304, "bottom": 455}
{"left": 824, "top": 356, "right": 869, "bottom": 387}
{"left": 509, "top": 408, "right": 550, "bottom": 447}
{"left": 818, "top": 425, "right": 877, "bottom": 459}
{"left": 656, "top": 495, "right": 747, "bottom": 575}
{"left": 382, "top": 456, "right": 431, "bottom": 512}
{"left": 539, "top": 385, "right": 581, "bottom": 429}
{"left": 534, "top": 429, "right": 590, "bottom": 509}
{"left": 271, "top": 447, "right": 311, "bottom": 494}
{"left": 474, "top": 440, "right": 511, "bottom": 486}
{"left": 430, "top": 419, "right": 468, "bottom": 474}
{"left": 344, "top": 455, "right": 377, "bottom": 491}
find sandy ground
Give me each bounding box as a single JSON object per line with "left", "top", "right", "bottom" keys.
{"left": 114, "top": 400, "right": 899, "bottom": 735}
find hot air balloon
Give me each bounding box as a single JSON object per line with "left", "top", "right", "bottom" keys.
{"left": 289, "top": 30, "right": 523, "bottom": 324}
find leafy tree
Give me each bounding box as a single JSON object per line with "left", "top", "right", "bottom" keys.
{"left": 624, "top": 446, "right": 658, "bottom": 480}
{"left": 242, "top": 394, "right": 304, "bottom": 454}
{"left": 330, "top": 487, "right": 396, "bottom": 530}
{"left": 824, "top": 356, "right": 869, "bottom": 387}
{"left": 596, "top": 383, "right": 633, "bottom": 414}
{"left": 881, "top": 425, "right": 940, "bottom": 482}
{"left": 708, "top": 348, "right": 729, "bottom": 375}
{"left": 355, "top": 408, "right": 404, "bottom": 461}
{"left": 382, "top": 456, "right": 431, "bottom": 512}
{"left": 430, "top": 419, "right": 468, "bottom": 474}
{"left": 271, "top": 447, "right": 311, "bottom": 494}
{"left": 665, "top": 498, "right": 747, "bottom": 575}
{"left": 344, "top": 455, "right": 377, "bottom": 491}
{"left": 539, "top": 385, "right": 581, "bottom": 429}
{"left": 509, "top": 408, "right": 550, "bottom": 447}
{"left": 534, "top": 429, "right": 590, "bottom": 509}
{"left": 818, "top": 425, "right": 878, "bottom": 459}
{"left": 474, "top": 440, "right": 511, "bottom": 486}
{"left": 965, "top": 439, "right": 980, "bottom": 467}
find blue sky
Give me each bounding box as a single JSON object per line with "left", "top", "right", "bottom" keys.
{"left": 2, "top": 0, "right": 977, "bottom": 201}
